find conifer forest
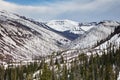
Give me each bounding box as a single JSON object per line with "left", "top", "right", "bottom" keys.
{"left": 0, "top": 44, "right": 120, "bottom": 80}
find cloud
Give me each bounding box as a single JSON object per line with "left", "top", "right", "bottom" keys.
{"left": 0, "top": 0, "right": 120, "bottom": 21}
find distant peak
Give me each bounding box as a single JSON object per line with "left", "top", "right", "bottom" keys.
{"left": 48, "top": 19, "right": 79, "bottom": 26}
{"left": 98, "top": 20, "right": 120, "bottom": 26}
{"left": 49, "top": 19, "right": 78, "bottom": 22}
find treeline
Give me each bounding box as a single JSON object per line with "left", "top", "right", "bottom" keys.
{"left": 0, "top": 45, "right": 120, "bottom": 80}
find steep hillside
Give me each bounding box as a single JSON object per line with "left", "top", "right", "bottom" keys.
{"left": 0, "top": 10, "right": 69, "bottom": 62}
{"left": 95, "top": 25, "right": 120, "bottom": 50}
{"left": 0, "top": 10, "right": 120, "bottom": 63}
{"left": 67, "top": 21, "right": 120, "bottom": 49}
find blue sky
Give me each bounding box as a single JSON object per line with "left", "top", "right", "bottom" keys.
{"left": 5, "top": 0, "right": 92, "bottom": 5}
{"left": 0, "top": 0, "right": 120, "bottom": 22}
{"left": 5, "top": 0, "right": 65, "bottom": 5}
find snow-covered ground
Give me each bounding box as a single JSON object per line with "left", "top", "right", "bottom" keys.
{"left": 118, "top": 72, "right": 120, "bottom": 80}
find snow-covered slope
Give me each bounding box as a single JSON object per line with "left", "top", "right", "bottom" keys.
{"left": 47, "top": 20, "right": 80, "bottom": 32}
{"left": 58, "top": 25, "right": 120, "bottom": 63}
{"left": 0, "top": 10, "right": 70, "bottom": 62}
{"left": 46, "top": 20, "right": 94, "bottom": 40}
{"left": 0, "top": 10, "right": 120, "bottom": 63}
{"left": 67, "top": 20, "right": 120, "bottom": 49}
{"left": 95, "top": 25, "right": 120, "bottom": 50}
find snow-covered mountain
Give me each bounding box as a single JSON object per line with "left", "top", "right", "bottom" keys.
{"left": 58, "top": 24, "right": 120, "bottom": 63}
{"left": 46, "top": 20, "right": 94, "bottom": 40}
{"left": 47, "top": 20, "right": 80, "bottom": 32}
{"left": 95, "top": 25, "right": 120, "bottom": 50}
{"left": 0, "top": 10, "right": 120, "bottom": 63}
{"left": 0, "top": 10, "right": 70, "bottom": 62}
{"left": 67, "top": 20, "right": 120, "bottom": 49}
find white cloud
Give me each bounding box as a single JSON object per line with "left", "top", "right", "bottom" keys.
{"left": 0, "top": 0, "right": 120, "bottom": 21}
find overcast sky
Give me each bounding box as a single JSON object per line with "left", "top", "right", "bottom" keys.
{"left": 0, "top": 0, "right": 120, "bottom": 22}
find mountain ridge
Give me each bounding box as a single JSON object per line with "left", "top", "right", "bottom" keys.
{"left": 0, "top": 10, "right": 70, "bottom": 62}
{"left": 0, "top": 10, "right": 120, "bottom": 63}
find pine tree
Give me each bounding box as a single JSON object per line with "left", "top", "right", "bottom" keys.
{"left": 0, "top": 66, "right": 5, "bottom": 80}
{"left": 40, "top": 63, "right": 52, "bottom": 80}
